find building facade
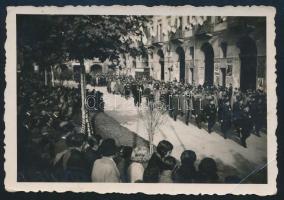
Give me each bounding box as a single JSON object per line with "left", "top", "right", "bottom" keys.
{"left": 122, "top": 16, "right": 266, "bottom": 91}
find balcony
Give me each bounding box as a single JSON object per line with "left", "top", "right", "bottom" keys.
{"left": 194, "top": 21, "right": 214, "bottom": 37}
{"left": 169, "top": 28, "right": 184, "bottom": 43}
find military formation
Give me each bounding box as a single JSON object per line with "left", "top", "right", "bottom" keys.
{"left": 102, "top": 74, "right": 266, "bottom": 148}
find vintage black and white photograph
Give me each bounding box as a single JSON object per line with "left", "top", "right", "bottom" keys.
{"left": 4, "top": 6, "right": 277, "bottom": 195}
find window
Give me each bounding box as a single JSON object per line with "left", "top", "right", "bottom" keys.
{"left": 179, "top": 17, "right": 183, "bottom": 29}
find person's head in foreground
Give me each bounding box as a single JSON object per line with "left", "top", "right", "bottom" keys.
{"left": 197, "top": 157, "right": 219, "bottom": 183}
{"left": 157, "top": 140, "right": 173, "bottom": 158}
{"left": 99, "top": 138, "right": 118, "bottom": 157}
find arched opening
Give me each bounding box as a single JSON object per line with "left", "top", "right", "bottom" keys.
{"left": 237, "top": 36, "right": 257, "bottom": 91}
{"left": 201, "top": 42, "right": 214, "bottom": 86}
{"left": 176, "top": 46, "right": 185, "bottom": 83}
{"left": 157, "top": 49, "right": 165, "bottom": 80}
{"left": 90, "top": 64, "right": 103, "bottom": 75}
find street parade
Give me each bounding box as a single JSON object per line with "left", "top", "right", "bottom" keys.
{"left": 17, "top": 71, "right": 266, "bottom": 183}
{"left": 15, "top": 14, "right": 268, "bottom": 185}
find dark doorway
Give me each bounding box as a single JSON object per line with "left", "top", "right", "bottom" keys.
{"left": 176, "top": 47, "right": 185, "bottom": 83}
{"left": 201, "top": 42, "right": 214, "bottom": 86}
{"left": 221, "top": 68, "right": 226, "bottom": 87}
{"left": 238, "top": 36, "right": 257, "bottom": 91}
{"left": 91, "top": 64, "right": 103, "bottom": 74}
{"left": 157, "top": 49, "right": 165, "bottom": 80}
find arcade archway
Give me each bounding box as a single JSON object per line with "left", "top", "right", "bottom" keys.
{"left": 201, "top": 42, "right": 214, "bottom": 86}
{"left": 176, "top": 46, "right": 185, "bottom": 83}
{"left": 237, "top": 36, "right": 257, "bottom": 91}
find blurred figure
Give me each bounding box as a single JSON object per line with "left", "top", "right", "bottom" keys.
{"left": 173, "top": 150, "right": 197, "bottom": 183}
{"left": 196, "top": 157, "right": 219, "bottom": 183}
{"left": 143, "top": 140, "right": 173, "bottom": 183}
{"left": 128, "top": 146, "right": 150, "bottom": 183}
{"left": 159, "top": 156, "right": 177, "bottom": 183}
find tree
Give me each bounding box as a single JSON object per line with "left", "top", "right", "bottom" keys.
{"left": 138, "top": 102, "right": 167, "bottom": 154}
{"left": 18, "top": 15, "right": 150, "bottom": 136}
{"left": 17, "top": 15, "right": 67, "bottom": 85}
{"left": 58, "top": 15, "right": 150, "bottom": 135}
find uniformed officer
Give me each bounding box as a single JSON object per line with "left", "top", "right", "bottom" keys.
{"left": 239, "top": 105, "right": 253, "bottom": 148}
{"left": 204, "top": 98, "right": 217, "bottom": 133}
{"left": 171, "top": 88, "right": 180, "bottom": 121}
{"left": 220, "top": 99, "right": 232, "bottom": 139}
{"left": 184, "top": 89, "right": 193, "bottom": 125}
{"left": 232, "top": 99, "right": 244, "bottom": 137}
{"left": 193, "top": 92, "right": 204, "bottom": 129}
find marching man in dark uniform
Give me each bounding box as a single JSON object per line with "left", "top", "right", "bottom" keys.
{"left": 131, "top": 81, "right": 139, "bottom": 107}
{"left": 124, "top": 82, "right": 131, "bottom": 99}
{"left": 232, "top": 99, "right": 244, "bottom": 137}
{"left": 170, "top": 88, "right": 180, "bottom": 121}
{"left": 239, "top": 105, "right": 253, "bottom": 148}
{"left": 184, "top": 88, "right": 193, "bottom": 125}
{"left": 193, "top": 92, "right": 204, "bottom": 129}
{"left": 204, "top": 97, "right": 217, "bottom": 133}
{"left": 220, "top": 99, "right": 232, "bottom": 139}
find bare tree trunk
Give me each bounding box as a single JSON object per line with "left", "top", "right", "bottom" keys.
{"left": 51, "top": 65, "right": 55, "bottom": 87}
{"left": 44, "top": 68, "right": 48, "bottom": 86}
{"left": 149, "top": 130, "right": 154, "bottom": 155}
{"left": 80, "top": 59, "right": 87, "bottom": 134}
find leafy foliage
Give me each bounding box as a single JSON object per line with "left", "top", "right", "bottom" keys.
{"left": 17, "top": 15, "right": 151, "bottom": 68}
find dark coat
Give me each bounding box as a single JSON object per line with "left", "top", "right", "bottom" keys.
{"left": 143, "top": 153, "right": 164, "bottom": 183}
{"left": 173, "top": 165, "right": 197, "bottom": 183}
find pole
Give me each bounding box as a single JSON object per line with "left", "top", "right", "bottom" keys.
{"left": 80, "top": 59, "right": 87, "bottom": 134}
{"left": 51, "top": 65, "right": 55, "bottom": 87}
{"left": 44, "top": 67, "right": 48, "bottom": 86}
